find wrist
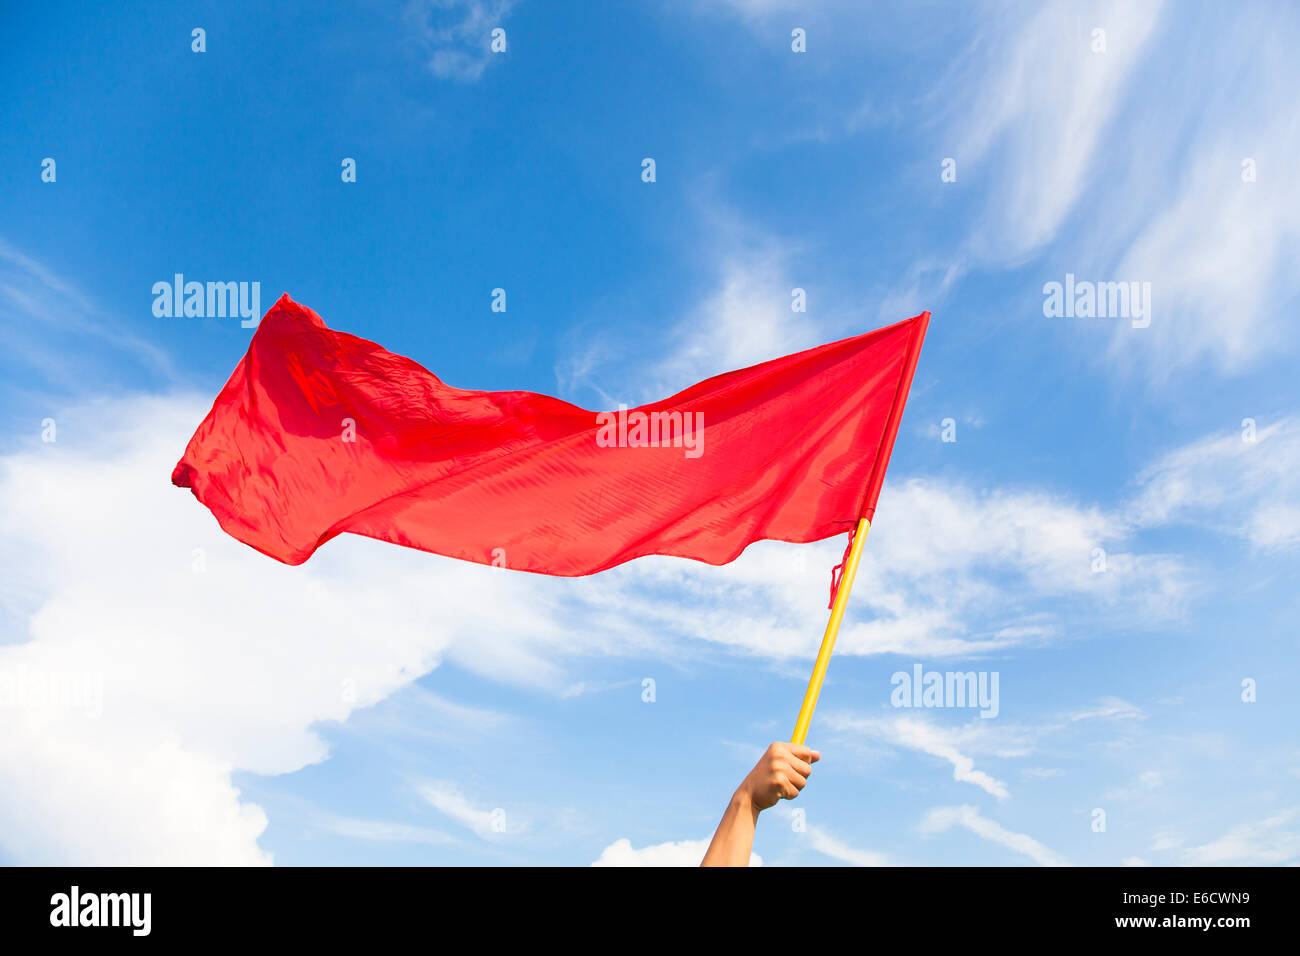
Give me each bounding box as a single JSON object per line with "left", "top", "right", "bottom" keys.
{"left": 731, "top": 786, "right": 760, "bottom": 822}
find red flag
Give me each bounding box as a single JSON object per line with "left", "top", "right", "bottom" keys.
{"left": 173, "top": 294, "right": 928, "bottom": 574}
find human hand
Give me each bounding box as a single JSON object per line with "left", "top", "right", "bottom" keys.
{"left": 735, "top": 741, "right": 820, "bottom": 814}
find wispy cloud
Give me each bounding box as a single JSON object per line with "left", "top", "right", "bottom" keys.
{"left": 1104, "top": 11, "right": 1300, "bottom": 377}
{"left": 951, "top": 2, "right": 1298, "bottom": 378}
{"left": 1129, "top": 418, "right": 1300, "bottom": 551}
{"left": 1022, "top": 768, "right": 1065, "bottom": 779}
{"left": 828, "top": 714, "right": 1024, "bottom": 800}
{"left": 417, "top": 781, "right": 509, "bottom": 837}
{"left": 316, "top": 814, "right": 456, "bottom": 848}
{"left": 650, "top": 245, "right": 821, "bottom": 400}
{"left": 1068, "top": 697, "right": 1145, "bottom": 723}
{"left": 560, "top": 678, "right": 640, "bottom": 699}
{"left": 589, "top": 465, "right": 1194, "bottom": 667}
{"left": 0, "top": 238, "right": 175, "bottom": 397}
{"left": 920, "top": 804, "right": 1069, "bottom": 866}
{"left": 405, "top": 0, "right": 518, "bottom": 82}
{"left": 842, "top": 479, "right": 1189, "bottom": 654}
{"left": 806, "top": 825, "right": 890, "bottom": 866}
{"left": 1181, "top": 807, "right": 1300, "bottom": 865}
{"left": 946, "top": 1, "right": 1163, "bottom": 262}
{"left": 1102, "top": 770, "right": 1165, "bottom": 802}
{"left": 558, "top": 210, "right": 823, "bottom": 408}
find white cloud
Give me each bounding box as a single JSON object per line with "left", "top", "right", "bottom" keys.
{"left": 806, "top": 826, "right": 890, "bottom": 866}
{"left": 417, "top": 781, "right": 508, "bottom": 837}
{"left": 1104, "top": 15, "right": 1300, "bottom": 376}
{"left": 0, "top": 390, "right": 1274, "bottom": 864}
{"left": 940, "top": 3, "right": 1298, "bottom": 378}
{"left": 588, "top": 472, "right": 1191, "bottom": 667}
{"left": 9, "top": 389, "right": 1120, "bottom": 863}
{"left": 1129, "top": 418, "right": 1300, "bottom": 550}
{"left": 0, "top": 392, "right": 607, "bottom": 864}
{"left": 920, "top": 804, "right": 1068, "bottom": 867}
{"left": 559, "top": 678, "right": 639, "bottom": 699}
{"left": 706, "top": 0, "right": 801, "bottom": 20}
{"left": 649, "top": 244, "right": 821, "bottom": 401}
{"left": 405, "top": 0, "right": 517, "bottom": 82}
{"left": 839, "top": 480, "right": 1188, "bottom": 656}
{"left": 0, "top": 237, "right": 174, "bottom": 393}
{"left": 704, "top": 3, "right": 1298, "bottom": 380}
{"left": 552, "top": 214, "right": 823, "bottom": 417}
{"left": 1150, "top": 831, "right": 1184, "bottom": 852}
{"left": 1182, "top": 808, "right": 1300, "bottom": 865}
{"left": 1069, "top": 697, "right": 1145, "bottom": 723}
{"left": 1102, "top": 770, "right": 1164, "bottom": 802}
{"left": 948, "top": 1, "right": 1163, "bottom": 262}
{"left": 827, "top": 714, "right": 1024, "bottom": 800}
{"left": 592, "top": 836, "right": 761, "bottom": 867}
{"left": 316, "top": 815, "right": 455, "bottom": 848}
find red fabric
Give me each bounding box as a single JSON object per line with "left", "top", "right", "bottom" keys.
{"left": 173, "top": 294, "right": 929, "bottom": 573}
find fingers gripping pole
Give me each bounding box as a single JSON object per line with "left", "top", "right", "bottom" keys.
{"left": 791, "top": 518, "right": 870, "bottom": 745}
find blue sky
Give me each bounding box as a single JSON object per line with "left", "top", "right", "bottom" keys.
{"left": 1, "top": 0, "right": 1298, "bottom": 866}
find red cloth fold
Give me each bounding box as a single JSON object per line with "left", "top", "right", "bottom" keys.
{"left": 173, "top": 294, "right": 928, "bottom": 574}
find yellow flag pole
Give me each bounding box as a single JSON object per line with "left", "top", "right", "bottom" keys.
{"left": 791, "top": 516, "right": 870, "bottom": 744}
{"left": 789, "top": 310, "right": 929, "bottom": 745}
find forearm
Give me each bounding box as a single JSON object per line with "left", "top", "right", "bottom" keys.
{"left": 700, "top": 741, "right": 818, "bottom": 866}
{"left": 700, "top": 788, "right": 759, "bottom": 866}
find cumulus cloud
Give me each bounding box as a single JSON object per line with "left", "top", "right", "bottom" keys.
{"left": 592, "top": 836, "right": 760, "bottom": 867}
{"left": 0, "top": 389, "right": 1278, "bottom": 864}
{"left": 0, "top": 393, "right": 606, "bottom": 864}
{"left": 7, "top": 390, "right": 1157, "bottom": 863}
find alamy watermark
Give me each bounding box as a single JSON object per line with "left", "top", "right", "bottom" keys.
{"left": 891, "top": 664, "right": 999, "bottom": 718}
{"left": 50, "top": 886, "right": 150, "bottom": 936}
{"left": 0, "top": 666, "right": 103, "bottom": 718}
{"left": 596, "top": 405, "right": 705, "bottom": 459}
{"left": 152, "top": 275, "right": 261, "bottom": 327}
{"left": 1042, "top": 273, "right": 1151, "bottom": 329}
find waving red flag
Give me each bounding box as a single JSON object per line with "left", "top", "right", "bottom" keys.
{"left": 173, "top": 294, "right": 928, "bottom": 574}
